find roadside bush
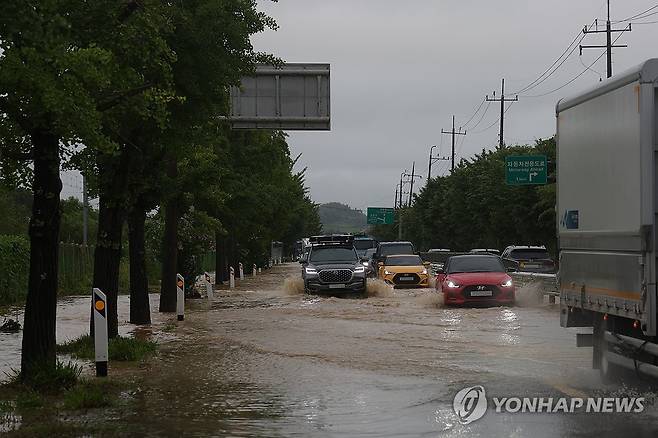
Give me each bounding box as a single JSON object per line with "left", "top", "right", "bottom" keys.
{"left": 63, "top": 380, "right": 113, "bottom": 410}
{"left": 58, "top": 335, "right": 157, "bottom": 362}
{"left": 7, "top": 360, "right": 82, "bottom": 393}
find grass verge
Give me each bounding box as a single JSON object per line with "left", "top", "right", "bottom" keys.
{"left": 57, "top": 335, "right": 157, "bottom": 362}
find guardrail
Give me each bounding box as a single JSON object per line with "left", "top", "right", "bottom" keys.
{"left": 510, "top": 272, "right": 559, "bottom": 303}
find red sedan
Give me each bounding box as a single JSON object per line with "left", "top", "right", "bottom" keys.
{"left": 436, "top": 255, "right": 515, "bottom": 306}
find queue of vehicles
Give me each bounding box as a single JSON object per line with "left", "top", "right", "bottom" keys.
{"left": 297, "top": 233, "right": 554, "bottom": 306}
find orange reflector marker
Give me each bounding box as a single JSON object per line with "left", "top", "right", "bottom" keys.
{"left": 603, "top": 313, "right": 608, "bottom": 321}
{"left": 95, "top": 300, "right": 105, "bottom": 311}
{"left": 633, "top": 320, "right": 640, "bottom": 329}
{"left": 177, "top": 280, "right": 183, "bottom": 288}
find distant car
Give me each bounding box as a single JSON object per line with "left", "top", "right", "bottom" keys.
{"left": 470, "top": 248, "right": 501, "bottom": 255}
{"left": 501, "top": 245, "right": 554, "bottom": 273}
{"left": 379, "top": 254, "right": 429, "bottom": 288}
{"left": 436, "top": 254, "right": 515, "bottom": 306}
{"left": 373, "top": 241, "right": 414, "bottom": 261}
{"left": 362, "top": 248, "right": 377, "bottom": 277}
{"left": 428, "top": 248, "right": 451, "bottom": 253}
{"left": 301, "top": 235, "right": 367, "bottom": 295}
{"left": 353, "top": 236, "right": 378, "bottom": 258}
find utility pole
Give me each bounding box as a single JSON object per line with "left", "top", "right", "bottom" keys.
{"left": 428, "top": 145, "right": 450, "bottom": 181}
{"left": 486, "top": 79, "right": 518, "bottom": 148}
{"left": 403, "top": 166, "right": 422, "bottom": 207}
{"left": 394, "top": 186, "right": 398, "bottom": 209}
{"left": 580, "top": 0, "right": 630, "bottom": 78}
{"left": 441, "top": 115, "right": 466, "bottom": 172}
{"left": 408, "top": 162, "right": 415, "bottom": 207}
{"left": 82, "top": 173, "right": 88, "bottom": 246}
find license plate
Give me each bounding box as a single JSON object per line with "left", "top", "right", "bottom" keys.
{"left": 399, "top": 276, "right": 415, "bottom": 281}
{"left": 471, "top": 290, "right": 493, "bottom": 297}
{"left": 524, "top": 264, "right": 539, "bottom": 268}
{"left": 329, "top": 284, "right": 345, "bottom": 289}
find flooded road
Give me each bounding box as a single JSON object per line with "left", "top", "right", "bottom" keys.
{"left": 3, "top": 264, "right": 658, "bottom": 436}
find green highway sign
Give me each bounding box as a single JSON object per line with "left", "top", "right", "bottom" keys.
{"left": 367, "top": 207, "right": 395, "bottom": 225}
{"left": 505, "top": 155, "right": 547, "bottom": 185}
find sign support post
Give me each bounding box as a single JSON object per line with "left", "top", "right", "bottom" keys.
{"left": 204, "top": 272, "right": 213, "bottom": 300}
{"left": 92, "top": 288, "right": 108, "bottom": 377}
{"left": 176, "top": 274, "right": 185, "bottom": 321}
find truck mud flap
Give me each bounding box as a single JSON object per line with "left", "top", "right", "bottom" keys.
{"left": 604, "top": 331, "right": 658, "bottom": 379}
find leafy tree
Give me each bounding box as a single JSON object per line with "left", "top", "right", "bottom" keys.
{"left": 387, "top": 139, "right": 557, "bottom": 256}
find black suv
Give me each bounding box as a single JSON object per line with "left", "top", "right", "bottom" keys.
{"left": 370, "top": 241, "right": 415, "bottom": 276}
{"left": 301, "top": 235, "right": 367, "bottom": 294}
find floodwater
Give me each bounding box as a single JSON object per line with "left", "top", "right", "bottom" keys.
{"left": 3, "top": 264, "right": 658, "bottom": 436}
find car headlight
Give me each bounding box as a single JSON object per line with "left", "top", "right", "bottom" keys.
{"left": 421, "top": 268, "right": 428, "bottom": 275}
{"left": 362, "top": 261, "right": 369, "bottom": 267}
{"left": 501, "top": 279, "right": 513, "bottom": 287}
{"left": 354, "top": 266, "right": 365, "bottom": 273}
{"left": 305, "top": 267, "right": 317, "bottom": 274}
{"left": 446, "top": 280, "right": 460, "bottom": 288}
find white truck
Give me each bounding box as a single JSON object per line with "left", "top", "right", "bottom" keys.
{"left": 557, "top": 59, "right": 658, "bottom": 380}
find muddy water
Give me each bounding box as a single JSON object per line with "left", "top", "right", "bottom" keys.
{"left": 3, "top": 265, "right": 658, "bottom": 436}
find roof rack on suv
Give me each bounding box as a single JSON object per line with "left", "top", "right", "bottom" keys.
{"left": 308, "top": 234, "right": 354, "bottom": 246}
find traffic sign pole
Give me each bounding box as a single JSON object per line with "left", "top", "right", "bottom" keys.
{"left": 92, "top": 288, "right": 108, "bottom": 377}
{"left": 176, "top": 274, "right": 185, "bottom": 321}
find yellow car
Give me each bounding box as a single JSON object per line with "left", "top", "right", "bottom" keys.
{"left": 378, "top": 254, "right": 429, "bottom": 288}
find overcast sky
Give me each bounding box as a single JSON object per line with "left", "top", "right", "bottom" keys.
{"left": 250, "top": 0, "right": 658, "bottom": 212}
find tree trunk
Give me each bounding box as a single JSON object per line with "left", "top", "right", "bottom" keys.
{"left": 215, "top": 232, "right": 227, "bottom": 285}
{"left": 91, "top": 197, "right": 125, "bottom": 338}
{"left": 91, "top": 151, "right": 131, "bottom": 338}
{"left": 159, "top": 198, "right": 178, "bottom": 312}
{"left": 128, "top": 204, "right": 151, "bottom": 325}
{"left": 21, "top": 129, "right": 61, "bottom": 381}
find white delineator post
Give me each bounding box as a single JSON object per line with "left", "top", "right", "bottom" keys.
{"left": 239, "top": 262, "right": 244, "bottom": 280}
{"left": 92, "top": 288, "right": 108, "bottom": 377}
{"left": 258, "top": 267, "right": 262, "bottom": 274}
{"left": 176, "top": 274, "right": 185, "bottom": 321}
{"left": 253, "top": 264, "right": 257, "bottom": 278}
{"left": 229, "top": 266, "right": 235, "bottom": 289}
{"left": 205, "top": 272, "right": 213, "bottom": 300}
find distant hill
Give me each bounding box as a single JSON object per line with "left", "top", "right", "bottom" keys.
{"left": 318, "top": 203, "right": 367, "bottom": 234}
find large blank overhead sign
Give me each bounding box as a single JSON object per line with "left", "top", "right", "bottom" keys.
{"left": 230, "top": 63, "right": 330, "bottom": 130}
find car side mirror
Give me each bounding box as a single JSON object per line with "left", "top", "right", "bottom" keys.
{"left": 506, "top": 266, "right": 517, "bottom": 273}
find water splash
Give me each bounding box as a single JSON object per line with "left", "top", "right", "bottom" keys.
{"left": 416, "top": 291, "right": 444, "bottom": 309}
{"left": 366, "top": 279, "right": 394, "bottom": 297}
{"left": 515, "top": 282, "right": 545, "bottom": 307}
{"left": 282, "top": 276, "right": 305, "bottom": 295}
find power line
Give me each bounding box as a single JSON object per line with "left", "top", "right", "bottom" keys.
{"left": 525, "top": 28, "right": 629, "bottom": 98}
{"left": 461, "top": 98, "right": 487, "bottom": 129}
{"left": 511, "top": 20, "right": 596, "bottom": 95}
{"left": 467, "top": 100, "right": 491, "bottom": 131}
{"left": 613, "top": 4, "right": 658, "bottom": 22}
{"left": 472, "top": 101, "right": 515, "bottom": 134}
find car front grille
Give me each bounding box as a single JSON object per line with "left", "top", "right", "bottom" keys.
{"left": 462, "top": 285, "right": 500, "bottom": 298}
{"left": 393, "top": 273, "right": 420, "bottom": 285}
{"left": 319, "top": 269, "right": 353, "bottom": 283}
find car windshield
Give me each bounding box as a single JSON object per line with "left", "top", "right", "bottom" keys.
{"left": 380, "top": 243, "right": 414, "bottom": 256}
{"left": 509, "top": 249, "right": 550, "bottom": 260}
{"left": 385, "top": 255, "right": 423, "bottom": 266}
{"left": 447, "top": 256, "right": 504, "bottom": 273}
{"left": 310, "top": 247, "right": 357, "bottom": 263}
{"left": 354, "top": 239, "right": 377, "bottom": 250}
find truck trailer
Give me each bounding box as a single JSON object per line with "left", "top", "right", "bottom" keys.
{"left": 557, "top": 58, "right": 658, "bottom": 380}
